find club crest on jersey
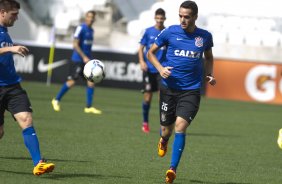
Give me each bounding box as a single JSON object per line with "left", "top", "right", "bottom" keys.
{"left": 195, "top": 36, "right": 203, "bottom": 47}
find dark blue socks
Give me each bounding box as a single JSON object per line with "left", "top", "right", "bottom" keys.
{"left": 142, "top": 102, "right": 150, "bottom": 123}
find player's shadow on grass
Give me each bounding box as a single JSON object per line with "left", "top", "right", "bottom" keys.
{"left": 149, "top": 130, "right": 237, "bottom": 138}
{"left": 188, "top": 133, "right": 239, "bottom": 138}
{"left": 0, "top": 156, "right": 131, "bottom": 180}
{"left": 43, "top": 172, "right": 132, "bottom": 180}
{"left": 0, "top": 156, "right": 90, "bottom": 163}
{"left": 190, "top": 179, "right": 251, "bottom": 184}
{"left": 0, "top": 169, "right": 131, "bottom": 180}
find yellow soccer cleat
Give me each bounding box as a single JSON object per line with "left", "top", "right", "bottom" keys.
{"left": 33, "top": 160, "right": 55, "bottom": 176}
{"left": 277, "top": 128, "right": 282, "bottom": 149}
{"left": 158, "top": 138, "right": 168, "bottom": 157}
{"left": 51, "top": 99, "right": 60, "bottom": 112}
{"left": 84, "top": 107, "right": 102, "bottom": 114}
{"left": 165, "top": 169, "right": 176, "bottom": 183}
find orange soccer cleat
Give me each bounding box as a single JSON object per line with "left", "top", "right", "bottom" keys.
{"left": 33, "top": 160, "right": 55, "bottom": 176}
{"left": 158, "top": 137, "right": 168, "bottom": 157}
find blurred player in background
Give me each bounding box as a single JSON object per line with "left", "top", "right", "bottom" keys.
{"left": 52, "top": 10, "right": 102, "bottom": 114}
{"left": 147, "top": 1, "right": 216, "bottom": 183}
{"left": 138, "top": 8, "right": 166, "bottom": 133}
{"left": 0, "top": 0, "right": 54, "bottom": 175}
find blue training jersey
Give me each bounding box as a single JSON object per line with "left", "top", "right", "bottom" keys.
{"left": 155, "top": 25, "right": 213, "bottom": 90}
{"left": 0, "top": 26, "right": 21, "bottom": 86}
{"left": 140, "top": 26, "right": 166, "bottom": 73}
{"left": 71, "top": 23, "right": 94, "bottom": 62}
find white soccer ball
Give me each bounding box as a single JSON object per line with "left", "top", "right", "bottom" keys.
{"left": 83, "top": 59, "right": 105, "bottom": 83}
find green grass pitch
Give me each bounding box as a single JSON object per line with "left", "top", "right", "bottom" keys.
{"left": 0, "top": 81, "right": 281, "bottom": 184}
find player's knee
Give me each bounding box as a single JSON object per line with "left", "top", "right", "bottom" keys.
{"left": 14, "top": 112, "right": 33, "bottom": 129}
{"left": 87, "top": 81, "right": 95, "bottom": 87}
{"left": 66, "top": 80, "right": 75, "bottom": 87}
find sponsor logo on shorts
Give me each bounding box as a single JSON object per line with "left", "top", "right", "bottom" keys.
{"left": 145, "top": 84, "right": 151, "bottom": 91}
{"left": 161, "top": 112, "right": 166, "bottom": 122}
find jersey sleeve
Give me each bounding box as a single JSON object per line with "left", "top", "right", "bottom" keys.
{"left": 139, "top": 29, "right": 148, "bottom": 46}
{"left": 73, "top": 25, "right": 83, "bottom": 40}
{"left": 205, "top": 32, "right": 214, "bottom": 51}
{"left": 154, "top": 28, "right": 169, "bottom": 48}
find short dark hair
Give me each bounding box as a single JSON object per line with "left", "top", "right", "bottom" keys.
{"left": 155, "top": 8, "right": 165, "bottom": 17}
{"left": 87, "top": 10, "right": 96, "bottom": 16}
{"left": 180, "top": 1, "right": 198, "bottom": 16}
{"left": 0, "top": 0, "right": 20, "bottom": 11}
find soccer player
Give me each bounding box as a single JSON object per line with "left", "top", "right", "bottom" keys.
{"left": 147, "top": 1, "right": 216, "bottom": 183}
{"left": 52, "top": 10, "right": 102, "bottom": 114}
{"left": 0, "top": 0, "right": 54, "bottom": 175}
{"left": 138, "top": 8, "right": 167, "bottom": 133}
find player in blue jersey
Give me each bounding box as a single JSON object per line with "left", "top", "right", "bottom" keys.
{"left": 147, "top": 1, "right": 216, "bottom": 183}
{"left": 0, "top": 0, "right": 54, "bottom": 175}
{"left": 52, "top": 10, "right": 102, "bottom": 114}
{"left": 138, "top": 8, "right": 166, "bottom": 133}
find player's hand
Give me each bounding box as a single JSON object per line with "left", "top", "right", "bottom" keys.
{"left": 206, "top": 75, "right": 216, "bottom": 86}
{"left": 160, "top": 66, "right": 173, "bottom": 79}
{"left": 12, "top": 46, "right": 29, "bottom": 57}
{"left": 139, "top": 60, "right": 148, "bottom": 71}
{"left": 83, "top": 56, "right": 90, "bottom": 63}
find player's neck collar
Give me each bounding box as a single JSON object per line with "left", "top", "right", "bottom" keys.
{"left": 184, "top": 26, "right": 197, "bottom": 34}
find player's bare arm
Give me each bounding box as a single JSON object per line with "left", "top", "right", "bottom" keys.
{"left": 204, "top": 49, "right": 216, "bottom": 86}
{"left": 138, "top": 44, "right": 147, "bottom": 71}
{"left": 73, "top": 39, "right": 89, "bottom": 63}
{"left": 147, "top": 43, "right": 172, "bottom": 79}
{"left": 0, "top": 45, "right": 29, "bottom": 57}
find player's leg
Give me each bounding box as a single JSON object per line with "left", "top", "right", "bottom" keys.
{"left": 141, "top": 72, "right": 158, "bottom": 133}
{"left": 0, "top": 124, "right": 4, "bottom": 139}
{"left": 14, "top": 111, "right": 42, "bottom": 166}
{"left": 158, "top": 124, "right": 174, "bottom": 157}
{"left": 8, "top": 84, "right": 54, "bottom": 175}
{"left": 84, "top": 80, "right": 102, "bottom": 114}
{"left": 55, "top": 79, "right": 75, "bottom": 101}
{"left": 165, "top": 117, "right": 188, "bottom": 183}
{"left": 158, "top": 86, "right": 176, "bottom": 157}
{"left": 0, "top": 106, "right": 4, "bottom": 139}
{"left": 52, "top": 61, "right": 80, "bottom": 111}
{"left": 142, "top": 91, "right": 152, "bottom": 133}
{"left": 166, "top": 89, "right": 201, "bottom": 183}
{"left": 0, "top": 90, "right": 5, "bottom": 139}
{"left": 52, "top": 79, "right": 75, "bottom": 112}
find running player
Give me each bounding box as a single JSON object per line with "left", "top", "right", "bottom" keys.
{"left": 52, "top": 10, "right": 102, "bottom": 114}
{"left": 147, "top": 1, "right": 216, "bottom": 183}
{"left": 138, "top": 8, "right": 166, "bottom": 133}
{"left": 0, "top": 0, "right": 54, "bottom": 175}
